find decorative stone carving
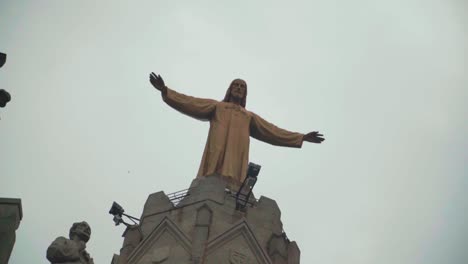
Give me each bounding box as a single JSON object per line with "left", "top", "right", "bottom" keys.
{"left": 139, "top": 246, "right": 170, "bottom": 264}
{"left": 205, "top": 220, "right": 270, "bottom": 264}
{"left": 230, "top": 249, "right": 251, "bottom": 264}
{"left": 46, "top": 221, "right": 94, "bottom": 264}
{"left": 126, "top": 217, "right": 192, "bottom": 264}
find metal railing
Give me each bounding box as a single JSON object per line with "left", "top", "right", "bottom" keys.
{"left": 166, "top": 188, "right": 191, "bottom": 206}
{"left": 166, "top": 188, "right": 258, "bottom": 207}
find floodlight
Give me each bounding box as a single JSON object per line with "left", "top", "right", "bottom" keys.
{"left": 108, "top": 201, "right": 140, "bottom": 226}
{"left": 235, "top": 162, "right": 261, "bottom": 211}
{"left": 113, "top": 215, "right": 123, "bottom": 226}
{"left": 109, "top": 202, "right": 124, "bottom": 217}
{"left": 247, "top": 162, "right": 261, "bottom": 178}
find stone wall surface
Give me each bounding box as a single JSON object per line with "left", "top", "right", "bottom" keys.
{"left": 0, "top": 198, "right": 22, "bottom": 264}
{"left": 113, "top": 175, "right": 300, "bottom": 264}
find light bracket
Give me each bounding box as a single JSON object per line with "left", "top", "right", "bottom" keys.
{"left": 235, "top": 162, "right": 261, "bottom": 211}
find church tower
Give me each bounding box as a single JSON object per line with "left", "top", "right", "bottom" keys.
{"left": 111, "top": 175, "right": 300, "bottom": 264}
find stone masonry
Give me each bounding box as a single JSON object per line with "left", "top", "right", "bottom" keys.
{"left": 112, "top": 175, "right": 300, "bottom": 264}
{"left": 0, "top": 198, "right": 22, "bottom": 264}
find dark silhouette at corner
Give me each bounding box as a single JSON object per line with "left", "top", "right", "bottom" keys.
{"left": 0, "top": 90, "right": 10, "bottom": 108}
{"left": 0, "top": 52, "right": 11, "bottom": 108}
{"left": 0, "top": 52, "right": 6, "bottom": 68}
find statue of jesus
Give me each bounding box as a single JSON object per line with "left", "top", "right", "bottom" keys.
{"left": 150, "top": 72, "right": 325, "bottom": 188}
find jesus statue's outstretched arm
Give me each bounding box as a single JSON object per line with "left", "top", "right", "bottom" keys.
{"left": 250, "top": 113, "right": 304, "bottom": 148}
{"left": 150, "top": 72, "right": 217, "bottom": 121}
{"left": 162, "top": 88, "right": 217, "bottom": 121}
{"left": 250, "top": 113, "right": 325, "bottom": 145}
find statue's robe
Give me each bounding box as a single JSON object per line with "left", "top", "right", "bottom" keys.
{"left": 162, "top": 88, "right": 304, "bottom": 188}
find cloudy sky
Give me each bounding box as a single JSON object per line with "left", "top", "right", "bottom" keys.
{"left": 1, "top": 1, "right": 467, "bottom": 263}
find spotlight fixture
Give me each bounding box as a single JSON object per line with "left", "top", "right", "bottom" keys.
{"left": 235, "top": 162, "right": 261, "bottom": 211}
{"left": 108, "top": 201, "right": 140, "bottom": 226}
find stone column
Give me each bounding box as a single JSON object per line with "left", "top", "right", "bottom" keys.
{"left": 0, "top": 198, "right": 22, "bottom": 264}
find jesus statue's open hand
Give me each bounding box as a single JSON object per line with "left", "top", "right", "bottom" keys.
{"left": 303, "top": 131, "right": 325, "bottom": 144}
{"left": 150, "top": 72, "right": 167, "bottom": 94}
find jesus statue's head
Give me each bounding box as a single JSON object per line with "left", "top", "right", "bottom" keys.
{"left": 223, "top": 78, "right": 247, "bottom": 108}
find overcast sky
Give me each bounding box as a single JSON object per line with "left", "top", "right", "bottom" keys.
{"left": 1, "top": 1, "right": 467, "bottom": 263}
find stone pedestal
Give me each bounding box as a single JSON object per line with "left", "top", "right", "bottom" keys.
{"left": 112, "top": 175, "right": 300, "bottom": 264}
{"left": 0, "top": 198, "right": 22, "bottom": 264}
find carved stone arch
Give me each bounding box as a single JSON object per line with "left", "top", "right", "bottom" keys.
{"left": 127, "top": 217, "right": 192, "bottom": 264}
{"left": 195, "top": 203, "right": 213, "bottom": 227}
{"left": 205, "top": 220, "right": 272, "bottom": 264}
{"left": 192, "top": 203, "right": 213, "bottom": 263}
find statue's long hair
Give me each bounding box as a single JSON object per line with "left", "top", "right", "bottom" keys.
{"left": 222, "top": 79, "right": 247, "bottom": 108}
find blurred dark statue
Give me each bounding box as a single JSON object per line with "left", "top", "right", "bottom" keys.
{"left": 0, "top": 52, "right": 6, "bottom": 68}
{"left": 0, "top": 52, "right": 10, "bottom": 108}
{"left": 0, "top": 89, "right": 11, "bottom": 108}
{"left": 46, "top": 221, "right": 94, "bottom": 264}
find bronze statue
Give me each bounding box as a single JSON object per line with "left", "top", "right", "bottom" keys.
{"left": 150, "top": 73, "right": 324, "bottom": 188}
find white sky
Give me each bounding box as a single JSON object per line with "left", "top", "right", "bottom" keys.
{"left": 1, "top": 1, "right": 467, "bottom": 263}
